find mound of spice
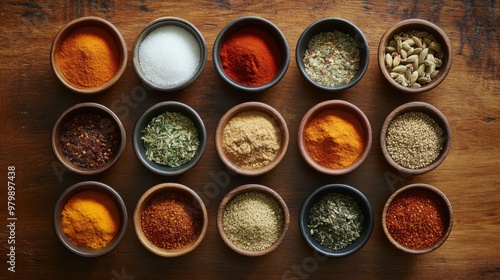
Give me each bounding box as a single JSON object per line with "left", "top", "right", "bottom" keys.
{"left": 141, "top": 191, "right": 202, "bottom": 250}
{"left": 385, "top": 188, "right": 447, "bottom": 250}
{"left": 138, "top": 25, "right": 201, "bottom": 87}
{"left": 222, "top": 191, "right": 284, "bottom": 251}
{"left": 60, "top": 114, "right": 120, "bottom": 169}
{"left": 304, "top": 109, "right": 364, "bottom": 169}
{"left": 62, "top": 190, "right": 120, "bottom": 249}
{"left": 222, "top": 110, "right": 281, "bottom": 170}
{"left": 56, "top": 26, "right": 119, "bottom": 88}
{"left": 386, "top": 111, "right": 444, "bottom": 169}
{"left": 220, "top": 27, "right": 281, "bottom": 86}
{"left": 142, "top": 111, "right": 200, "bottom": 167}
{"left": 303, "top": 31, "right": 360, "bottom": 87}
{"left": 308, "top": 192, "right": 364, "bottom": 250}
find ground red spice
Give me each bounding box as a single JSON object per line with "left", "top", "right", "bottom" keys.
{"left": 141, "top": 191, "right": 202, "bottom": 250}
{"left": 60, "top": 114, "right": 119, "bottom": 168}
{"left": 386, "top": 188, "right": 447, "bottom": 250}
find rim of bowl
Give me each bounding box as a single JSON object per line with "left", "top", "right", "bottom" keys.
{"left": 50, "top": 16, "right": 127, "bottom": 94}
{"left": 51, "top": 102, "right": 126, "bottom": 175}
{"left": 380, "top": 101, "right": 452, "bottom": 175}
{"left": 132, "top": 17, "right": 207, "bottom": 91}
{"left": 298, "top": 100, "right": 372, "bottom": 175}
{"left": 216, "top": 184, "right": 290, "bottom": 257}
{"left": 132, "top": 101, "right": 207, "bottom": 176}
{"left": 212, "top": 16, "right": 290, "bottom": 92}
{"left": 215, "top": 101, "right": 289, "bottom": 176}
{"left": 133, "top": 183, "right": 208, "bottom": 257}
{"left": 53, "top": 181, "right": 128, "bottom": 257}
{"left": 295, "top": 17, "right": 370, "bottom": 92}
{"left": 299, "top": 184, "right": 374, "bottom": 257}
{"left": 382, "top": 183, "right": 453, "bottom": 254}
{"left": 377, "top": 18, "right": 452, "bottom": 93}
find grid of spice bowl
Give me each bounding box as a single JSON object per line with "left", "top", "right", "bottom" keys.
{"left": 133, "top": 101, "right": 207, "bottom": 176}
{"left": 132, "top": 17, "right": 207, "bottom": 91}
{"left": 213, "top": 16, "right": 290, "bottom": 92}
{"left": 382, "top": 183, "right": 453, "bottom": 254}
{"left": 51, "top": 102, "right": 126, "bottom": 175}
{"left": 134, "top": 183, "right": 208, "bottom": 257}
{"left": 51, "top": 16, "right": 127, "bottom": 94}
{"left": 380, "top": 101, "right": 451, "bottom": 175}
{"left": 299, "top": 184, "right": 374, "bottom": 257}
{"left": 298, "top": 100, "right": 372, "bottom": 175}
{"left": 215, "top": 102, "right": 289, "bottom": 176}
{"left": 53, "top": 181, "right": 128, "bottom": 257}
{"left": 217, "top": 184, "right": 290, "bottom": 257}
{"left": 296, "top": 17, "right": 369, "bottom": 92}
{"left": 378, "top": 18, "right": 452, "bottom": 93}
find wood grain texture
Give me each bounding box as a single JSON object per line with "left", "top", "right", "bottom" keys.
{"left": 0, "top": 0, "right": 499, "bottom": 279}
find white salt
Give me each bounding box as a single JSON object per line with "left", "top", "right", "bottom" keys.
{"left": 138, "top": 25, "right": 201, "bottom": 87}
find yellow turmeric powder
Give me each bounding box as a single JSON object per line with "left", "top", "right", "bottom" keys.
{"left": 61, "top": 190, "right": 120, "bottom": 249}
{"left": 304, "top": 109, "right": 364, "bottom": 169}
{"left": 56, "top": 26, "right": 119, "bottom": 88}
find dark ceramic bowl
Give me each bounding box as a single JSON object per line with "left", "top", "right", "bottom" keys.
{"left": 378, "top": 18, "right": 452, "bottom": 93}
{"left": 382, "top": 183, "right": 453, "bottom": 254}
{"left": 296, "top": 17, "right": 369, "bottom": 91}
{"left": 213, "top": 16, "right": 290, "bottom": 92}
{"left": 299, "top": 184, "right": 373, "bottom": 257}
{"left": 134, "top": 183, "right": 208, "bottom": 257}
{"left": 132, "top": 101, "right": 207, "bottom": 175}
{"left": 53, "top": 181, "right": 128, "bottom": 257}
{"left": 217, "top": 184, "right": 290, "bottom": 257}
{"left": 380, "top": 101, "right": 451, "bottom": 175}
{"left": 298, "top": 100, "right": 372, "bottom": 175}
{"left": 51, "top": 102, "right": 126, "bottom": 175}
{"left": 51, "top": 16, "right": 127, "bottom": 94}
{"left": 132, "top": 17, "right": 207, "bottom": 91}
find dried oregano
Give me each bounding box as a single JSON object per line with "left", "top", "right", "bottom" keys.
{"left": 142, "top": 111, "right": 200, "bottom": 167}
{"left": 303, "top": 31, "right": 360, "bottom": 87}
{"left": 308, "top": 192, "right": 363, "bottom": 250}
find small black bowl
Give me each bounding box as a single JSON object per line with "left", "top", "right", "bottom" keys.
{"left": 132, "top": 101, "right": 207, "bottom": 175}
{"left": 296, "top": 18, "right": 370, "bottom": 91}
{"left": 299, "top": 184, "right": 374, "bottom": 257}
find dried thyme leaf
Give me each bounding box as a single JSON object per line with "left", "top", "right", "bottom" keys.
{"left": 142, "top": 111, "right": 200, "bottom": 167}
{"left": 303, "top": 31, "right": 360, "bottom": 87}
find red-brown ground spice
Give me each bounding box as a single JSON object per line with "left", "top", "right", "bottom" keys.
{"left": 386, "top": 188, "right": 447, "bottom": 250}
{"left": 141, "top": 191, "right": 202, "bottom": 250}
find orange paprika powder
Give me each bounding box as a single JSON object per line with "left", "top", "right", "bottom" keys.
{"left": 220, "top": 27, "right": 280, "bottom": 87}
{"left": 56, "top": 26, "right": 119, "bottom": 88}
{"left": 304, "top": 109, "right": 365, "bottom": 169}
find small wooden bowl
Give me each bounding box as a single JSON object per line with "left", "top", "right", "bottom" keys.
{"left": 51, "top": 16, "right": 127, "bottom": 94}
{"left": 133, "top": 183, "right": 208, "bottom": 257}
{"left": 217, "top": 184, "right": 290, "bottom": 257}
{"left": 215, "top": 102, "right": 289, "bottom": 176}
{"left": 132, "top": 17, "right": 207, "bottom": 91}
{"left": 213, "top": 16, "right": 290, "bottom": 92}
{"left": 296, "top": 17, "right": 370, "bottom": 92}
{"left": 380, "top": 101, "right": 451, "bottom": 175}
{"left": 382, "top": 183, "right": 453, "bottom": 254}
{"left": 299, "top": 184, "right": 374, "bottom": 257}
{"left": 53, "top": 181, "right": 128, "bottom": 257}
{"left": 378, "top": 18, "right": 452, "bottom": 93}
{"left": 51, "top": 102, "right": 126, "bottom": 175}
{"left": 132, "top": 101, "right": 207, "bottom": 176}
{"left": 298, "top": 100, "right": 372, "bottom": 175}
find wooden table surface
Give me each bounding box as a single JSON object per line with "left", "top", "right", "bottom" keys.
{"left": 1, "top": 0, "right": 499, "bottom": 279}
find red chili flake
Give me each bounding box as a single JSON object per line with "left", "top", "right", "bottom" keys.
{"left": 60, "top": 114, "right": 119, "bottom": 168}
{"left": 141, "top": 191, "right": 202, "bottom": 250}
{"left": 386, "top": 188, "right": 447, "bottom": 250}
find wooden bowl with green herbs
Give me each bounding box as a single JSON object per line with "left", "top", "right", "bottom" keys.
{"left": 132, "top": 101, "right": 207, "bottom": 176}
{"left": 380, "top": 101, "right": 451, "bottom": 175}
